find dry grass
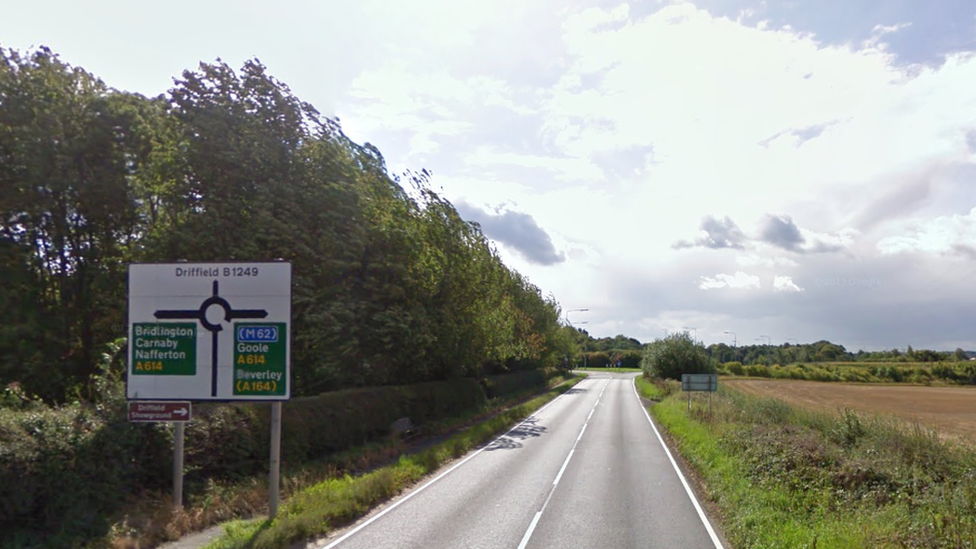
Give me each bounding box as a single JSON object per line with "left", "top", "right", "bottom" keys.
{"left": 725, "top": 378, "right": 976, "bottom": 442}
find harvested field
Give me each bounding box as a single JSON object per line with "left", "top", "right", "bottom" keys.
{"left": 724, "top": 379, "right": 976, "bottom": 442}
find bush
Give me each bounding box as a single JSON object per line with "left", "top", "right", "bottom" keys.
{"left": 641, "top": 333, "right": 716, "bottom": 380}
{"left": 744, "top": 364, "right": 771, "bottom": 378}
{"left": 482, "top": 369, "right": 555, "bottom": 399}
{"left": 1, "top": 377, "right": 490, "bottom": 546}
{"left": 0, "top": 404, "right": 171, "bottom": 547}
{"left": 584, "top": 351, "right": 610, "bottom": 368}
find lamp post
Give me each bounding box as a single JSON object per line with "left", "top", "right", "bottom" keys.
{"left": 683, "top": 326, "right": 697, "bottom": 343}
{"left": 757, "top": 335, "right": 771, "bottom": 365}
{"left": 723, "top": 331, "right": 736, "bottom": 347}
{"left": 566, "top": 308, "right": 589, "bottom": 369}
{"left": 661, "top": 327, "right": 669, "bottom": 338}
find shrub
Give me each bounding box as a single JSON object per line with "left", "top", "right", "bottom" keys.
{"left": 725, "top": 361, "right": 744, "bottom": 376}
{"left": 584, "top": 351, "right": 610, "bottom": 368}
{"left": 482, "top": 369, "right": 555, "bottom": 399}
{"left": 641, "top": 333, "right": 716, "bottom": 380}
{"left": 744, "top": 364, "right": 771, "bottom": 378}
{"left": 0, "top": 403, "right": 171, "bottom": 546}
{"left": 1, "top": 377, "right": 489, "bottom": 546}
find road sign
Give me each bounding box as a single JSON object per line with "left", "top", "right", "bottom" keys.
{"left": 127, "top": 262, "right": 291, "bottom": 401}
{"left": 681, "top": 374, "right": 718, "bottom": 392}
{"left": 128, "top": 401, "right": 192, "bottom": 422}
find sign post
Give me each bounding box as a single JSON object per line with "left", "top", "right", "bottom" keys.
{"left": 681, "top": 373, "right": 718, "bottom": 412}
{"left": 173, "top": 422, "right": 185, "bottom": 508}
{"left": 127, "top": 262, "right": 292, "bottom": 513}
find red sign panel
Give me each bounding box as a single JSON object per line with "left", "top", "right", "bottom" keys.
{"left": 128, "top": 401, "right": 192, "bottom": 422}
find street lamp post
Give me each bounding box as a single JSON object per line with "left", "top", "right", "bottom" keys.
{"left": 566, "top": 308, "right": 589, "bottom": 369}
{"left": 757, "top": 335, "right": 771, "bottom": 365}
{"left": 723, "top": 331, "right": 736, "bottom": 347}
{"left": 682, "top": 326, "right": 697, "bottom": 343}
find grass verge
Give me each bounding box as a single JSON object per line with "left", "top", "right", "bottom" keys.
{"left": 200, "top": 374, "right": 585, "bottom": 549}
{"left": 645, "top": 383, "right": 976, "bottom": 548}
{"left": 577, "top": 367, "right": 643, "bottom": 373}
{"left": 634, "top": 374, "right": 680, "bottom": 401}
{"left": 89, "top": 374, "right": 577, "bottom": 549}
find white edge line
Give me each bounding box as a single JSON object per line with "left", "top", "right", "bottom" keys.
{"left": 318, "top": 383, "right": 578, "bottom": 549}
{"left": 631, "top": 379, "right": 725, "bottom": 549}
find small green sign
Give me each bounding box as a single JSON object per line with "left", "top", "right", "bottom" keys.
{"left": 233, "top": 322, "right": 287, "bottom": 396}
{"left": 131, "top": 323, "right": 197, "bottom": 375}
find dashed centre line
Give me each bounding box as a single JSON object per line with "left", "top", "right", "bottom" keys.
{"left": 516, "top": 376, "right": 611, "bottom": 549}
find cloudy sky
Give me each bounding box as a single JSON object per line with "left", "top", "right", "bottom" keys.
{"left": 5, "top": 0, "right": 976, "bottom": 351}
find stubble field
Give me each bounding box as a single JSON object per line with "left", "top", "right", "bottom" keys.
{"left": 724, "top": 378, "right": 976, "bottom": 441}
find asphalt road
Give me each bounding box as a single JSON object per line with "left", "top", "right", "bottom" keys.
{"left": 317, "top": 373, "right": 723, "bottom": 549}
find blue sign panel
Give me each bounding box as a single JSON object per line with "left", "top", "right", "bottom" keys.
{"left": 237, "top": 325, "right": 279, "bottom": 343}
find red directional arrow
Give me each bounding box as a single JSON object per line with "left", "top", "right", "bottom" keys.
{"left": 128, "top": 401, "right": 192, "bottom": 422}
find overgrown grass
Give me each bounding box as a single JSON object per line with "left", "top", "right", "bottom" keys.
{"left": 717, "top": 360, "right": 976, "bottom": 385}
{"left": 201, "top": 375, "right": 585, "bottom": 549}
{"left": 634, "top": 374, "right": 680, "bottom": 401}
{"left": 646, "top": 383, "right": 976, "bottom": 548}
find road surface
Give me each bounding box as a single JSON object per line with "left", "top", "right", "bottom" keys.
{"left": 317, "top": 372, "right": 723, "bottom": 549}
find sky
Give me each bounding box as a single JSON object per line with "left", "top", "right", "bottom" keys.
{"left": 4, "top": 0, "right": 976, "bottom": 351}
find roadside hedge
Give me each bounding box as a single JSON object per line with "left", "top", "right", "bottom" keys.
{"left": 481, "top": 368, "right": 559, "bottom": 399}
{"left": 0, "top": 404, "right": 172, "bottom": 547}
{"left": 0, "top": 373, "right": 544, "bottom": 546}
{"left": 185, "top": 377, "right": 487, "bottom": 484}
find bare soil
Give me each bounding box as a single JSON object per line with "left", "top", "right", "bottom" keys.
{"left": 724, "top": 379, "right": 976, "bottom": 442}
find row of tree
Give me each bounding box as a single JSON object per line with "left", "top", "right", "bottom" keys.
{"left": 705, "top": 341, "right": 969, "bottom": 365}
{"left": 0, "top": 47, "right": 578, "bottom": 403}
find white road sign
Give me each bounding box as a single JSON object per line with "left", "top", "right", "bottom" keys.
{"left": 127, "top": 262, "right": 291, "bottom": 401}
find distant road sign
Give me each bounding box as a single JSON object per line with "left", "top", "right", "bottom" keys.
{"left": 128, "top": 401, "right": 192, "bottom": 422}
{"left": 681, "top": 374, "right": 718, "bottom": 392}
{"left": 127, "top": 262, "right": 291, "bottom": 401}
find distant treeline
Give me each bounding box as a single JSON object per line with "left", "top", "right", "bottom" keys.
{"left": 0, "top": 47, "right": 578, "bottom": 403}
{"left": 705, "top": 341, "right": 970, "bottom": 365}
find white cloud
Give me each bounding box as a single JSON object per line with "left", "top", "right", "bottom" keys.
{"left": 871, "top": 22, "right": 911, "bottom": 36}
{"left": 464, "top": 147, "right": 605, "bottom": 181}
{"left": 877, "top": 207, "right": 976, "bottom": 257}
{"left": 699, "top": 271, "right": 761, "bottom": 290}
{"left": 773, "top": 275, "right": 804, "bottom": 292}
{"left": 736, "top": 254, "right": 798, "bottom": 268}
{"left": 334, "top": 0, "right": 976, "bottom": 349}
{"left": 799, "top": 226, "right": 860, "bottom": 253}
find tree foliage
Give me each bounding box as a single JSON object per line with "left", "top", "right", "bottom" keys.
{"left": 0, "top": 47, "right": 568, "bottom": 402}
{"left": 705, "top": 340, "right": 961, "bottom": 366}
{"left": 641, "top": 332, "right": 715, "bottom": 380}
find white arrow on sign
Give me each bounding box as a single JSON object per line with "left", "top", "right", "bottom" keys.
{"left": 174, "top": 408, "right": 188, "bottom": 416}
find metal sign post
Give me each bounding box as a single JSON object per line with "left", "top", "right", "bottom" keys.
{"left": 269, "top": 401, "right": 282, "bottom": 518}
{"left": 681, "top": 374, "right": 719, "bottom": 412}
{"left": 173, "top": 422, "right": 185, "bottom": 508}
{"left": 127, "top": 262, "right": 292, "bottom": 514}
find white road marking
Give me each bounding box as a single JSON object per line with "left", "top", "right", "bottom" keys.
{"left": 516, "top": 376, "right": 612, "bottom": 549}
{"left": 318, "top": 379, "right": 585, "bottom": 549}
{"left": 631, "top": 379, "right": 725, "bottom": 549}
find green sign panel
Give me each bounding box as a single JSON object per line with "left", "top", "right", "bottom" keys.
{"left": 131, "top": 323, "right": 197, "bottom": 375}
{"left": 233, "top": 322, "right": 287, "bottom": 396}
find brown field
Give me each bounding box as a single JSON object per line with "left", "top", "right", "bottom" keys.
{"left": 724, "top": 379, "right": 976, "bottom": 442}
